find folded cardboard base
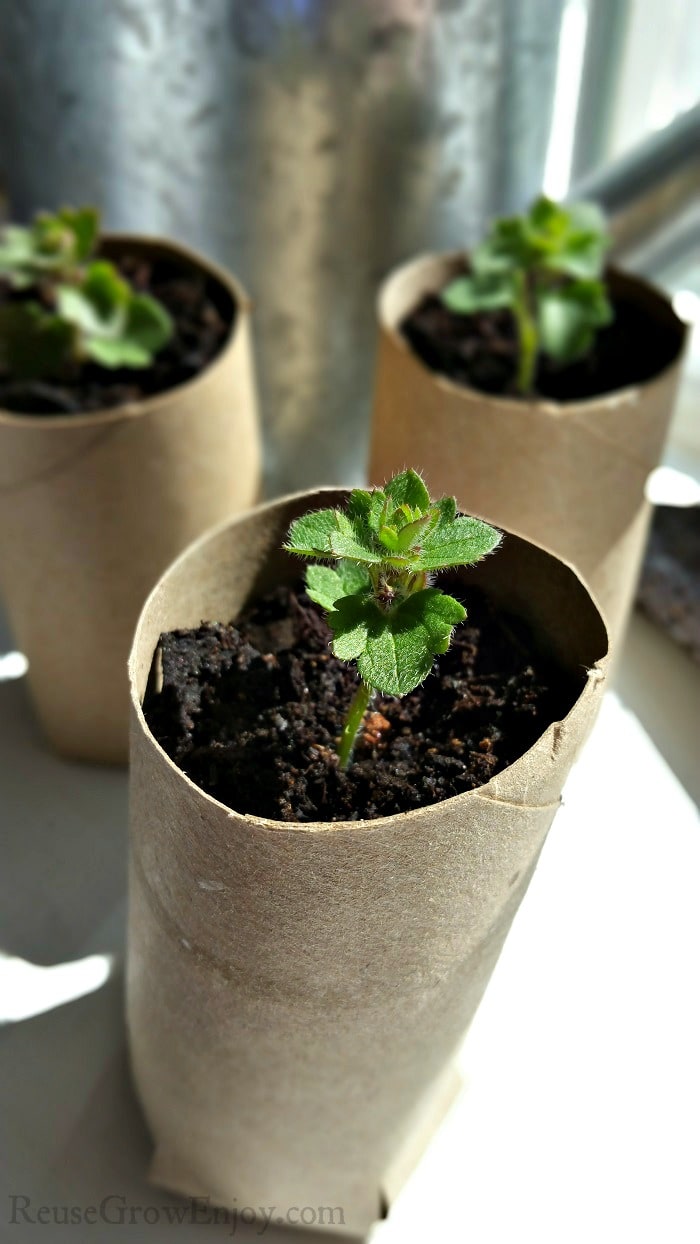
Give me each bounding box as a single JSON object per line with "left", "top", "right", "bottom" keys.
{"left": 146, "top": 1064, "right": 463, "bottom": 1238}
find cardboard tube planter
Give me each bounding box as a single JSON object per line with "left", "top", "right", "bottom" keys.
{"left": 369, "top": 253, "right": 687, "bottom": 646}
{"left": 127, "top": 489, "right": 608, "bottom": 1238}
{"left": 0, "top": 235, "right": 261, "bottom": 764}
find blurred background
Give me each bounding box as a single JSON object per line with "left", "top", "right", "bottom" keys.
{"left": 1, "top": 0, "right": 698, "bottom": 494}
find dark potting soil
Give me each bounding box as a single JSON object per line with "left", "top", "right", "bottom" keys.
{"left": 0, "top": 248, "right": 235, "bottom": 416}
{"left": 144, "top": 579, "right": 580, "bottom": 823}
{"left": 401, "top": 272, "right": 681, "bottom": 402}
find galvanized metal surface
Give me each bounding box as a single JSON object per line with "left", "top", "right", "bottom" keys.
{"left": 573, "top": 102, "right": 700, "bottom": 268}
{"left": 0, "top": 0, "right": 565, "bottom": 492}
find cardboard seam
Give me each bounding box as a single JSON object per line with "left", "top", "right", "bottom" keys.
{"left": 133, "top": 848, "right": 421, "bottom": 1003}
{"left": 131, "top": 839, "right": 550, "bottom": 1003}
{"left": 0, "top": 421, "right": 124, "bottom": 496}
{"left": 469, "top": 790, "right": 562, "bottom": 813}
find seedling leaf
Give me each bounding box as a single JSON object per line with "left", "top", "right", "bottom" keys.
{"left": 442, "top": 273, "right": 515, "bottom": 315}
{"left": 57, "top": 206, "right": 100, "bottom": 262}
{"left": 330, "top": 511, "right": 384, "bottom": 564}
{"left": 283, "top": 473, "right": 503, "bottom": 766}
{"left": 285, "top": 508, "right": 339, "bottom": 558}
{"left": 414, "top": 514, "right": 503, "bottom": 571}
{"left": 328, "top": 589, "right": 466, "bottom": 697}
{"left": 305, "top": 561, "right": 370, "bottom": 610}
{"left": 537, "top": 279, "right": 613, "bottom": 363}
{"left": 383, "top": 468, "right": 430, "bottom": 513}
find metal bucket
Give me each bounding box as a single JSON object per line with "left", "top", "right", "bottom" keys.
{"left": 0, "top": 0, "right": 566, "bottom": 492}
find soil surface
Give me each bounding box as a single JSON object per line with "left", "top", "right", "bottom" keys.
{"left": 0, "top": 247, "right": 235, "bottom": 415}
{"left": 144, "top": 579, "right": 580, "bottom": 822}
{"left": 401, "top": 270, "right": 681, "bottom": 402}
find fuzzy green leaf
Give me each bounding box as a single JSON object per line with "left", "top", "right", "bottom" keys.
{"left": 327, "top": 594, "right": 370, "bottom": 663}
{"left": 394, "top": 514, "right": 433, "bottom": 552}
{"left": 57, "top": 281, "right": 123, "bottom": 338}
{"left": 285, "top": 508, "right": 339, "bottom": 558}
{"left": 84, "top": 337, "right": 151, "bottom": 368}
{"left": 432, "top": 495, "right": 457, "bottom": 524}
{"left": 368, "top": 489, "right": 388, "bottom": 530}
{"left": 383, "top": 468, "right": 430, "bottom": 513}
{"left": 345, "top": 487, "right": 393, "bottom": 545}
{"left": 0, "top": 226, "right": 36, "bottom": 286}
{"left": 528, "top": 195, "right": 568, "bottom": 236}
{"left": 542, "top": 232, "right": 608, "bottom": 280}
{"left": 527, "top": 198, "right": 589, "bottom": 259}
{"left": 528, "top": 197, "right": 609, "bottom": 278}
{"left": 473, "top": 217, "right": 533, "bottom": 272}
{"left": 305, "top": 561, "right": 370, "bottom": 611}
{"left": 467, "top": 196, "right": 609, "bottom": 283}
{"left": 329, "top": 511, "right": 383, "bottom": 564}
{"left": 537, "top": 279, "right": 613, "bottom": 363}
{"left": 413, "top": 514, "right": 502, "bottom": 571}
{"left": 363, "top": 489, "right": 388, "bottom": 535}
{"left": 565, "top": 200, "right": 608, "bottom": 237}
{"left": 378, "top": 525, "right": 400, "bottom": 552}
{"left": 123, "top": 293, "right": 173, "bottom": 355}
{"left": 329, "top": 589, "right": 466, "bottom": 696}
{"left": 0, "top": 225, "right": 33, "bottom": 263}
{"left": 442, "top": 272, "right": 515, "bottom": 315}
{"left": 0, "top": 209, "right": 100, "bottom": 288}
{"left": 346, "top": 488, "right": 374, "bottom": 524}
{"left": 56, "top": 207, "right": 100, "bottom": 262}
{"left": 82, "top": 261, "right": 129, "bottom": 315}
{"left": 56, "top": 264, "right": 173, "bottom": 369}
{"left": 31, "top": 219, "right": 75, "bottom": 267}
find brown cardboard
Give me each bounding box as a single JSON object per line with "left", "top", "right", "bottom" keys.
{"left": 0, "top": 235, "right": 261, "bottom": 764}
{"left": 126, "top": 488, "right": 608, "bottom": 1237}
{"left": 369, "top": 253, "right": 688, "bottom": 646}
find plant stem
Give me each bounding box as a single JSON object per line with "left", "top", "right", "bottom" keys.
{"left": 513, "top": 271, "right": 538, "bottom": 395}
{"left": 338, "top": 682, "right": 373, "bottom": 771}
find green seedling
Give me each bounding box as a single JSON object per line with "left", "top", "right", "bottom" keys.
{"left": 285, "top": 470, "right": 502, "bottom": 769}
{"left": 441, "top": 195, "right": 613, "bottom": 395}
{"left": 0, "top": 206, "right": 173, "bottom": 380}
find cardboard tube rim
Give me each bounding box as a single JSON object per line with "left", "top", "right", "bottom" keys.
{"left": 378, "top": 251, "right": 688, "bottom": 417}
{"left": 129, "top": 487, "right": 609, "bottom": 836}
{"left": 0, "top": 232, "right": 250, "bottom": 431}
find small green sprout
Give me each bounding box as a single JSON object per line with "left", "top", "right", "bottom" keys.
{"left": 441, "top": 195, "right": 613, "bottom": 395}
{"left": 285, "top": 470, "right": 502, "bottom": 769}
{"left": 0, "top": 206, "right": 173, "bottom": 381}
